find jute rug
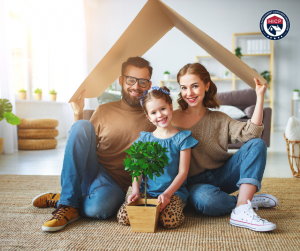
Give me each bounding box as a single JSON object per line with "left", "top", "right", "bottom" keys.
{"left": 0, "top": 175, "right": 299, "bottom": 251}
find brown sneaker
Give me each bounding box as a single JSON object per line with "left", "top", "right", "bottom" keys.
{"left": 42, "top": 205, "right": 80, "bottom": 232}
{"left": 32, "top": 193, "right": 60, "bottom": 208}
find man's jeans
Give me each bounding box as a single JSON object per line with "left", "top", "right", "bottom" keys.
{"left": 57, "top": 120, "right": 126, "bottom": 219}
{"left": 187, "top": 138, "right": 267, "bottom": 216}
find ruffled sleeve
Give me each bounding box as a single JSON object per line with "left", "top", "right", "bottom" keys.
{"left": 177, "top": 130, "right": 198, "bottom": 151}
{"left": 133, "top": 131, "right": 147, "bottom": 144}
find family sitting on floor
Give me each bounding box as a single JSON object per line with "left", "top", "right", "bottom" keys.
{"left": 32, "top": 57, "right": 278, "bottom": 233}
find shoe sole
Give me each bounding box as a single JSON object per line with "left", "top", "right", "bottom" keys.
{"left": 254, "top": 194, "right": 279, "bottom": 207}
{"left": 230, "top": 219, "right": 276, "bottom": 232}
{"left": 42, "top": 217, "right": 80, "bottom": 232}
{"left": 32, "top": 192, "right": 53, "bottom": 207}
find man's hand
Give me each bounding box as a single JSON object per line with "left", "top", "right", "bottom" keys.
{"left": 158, "top": 193, "right": 171, "bottom": 212}
{"left": 127, "top": 192, "right": 140, "bottom": 204}
{"left": 70, "top": 89, "right": 86, "bottom": 115}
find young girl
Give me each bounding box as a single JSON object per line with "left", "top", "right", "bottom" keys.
{"left": 117, "top": 86, "right": 198, "bottom": 229}
{"left": 172, "top": 63, "right": 278, "bottom": 232}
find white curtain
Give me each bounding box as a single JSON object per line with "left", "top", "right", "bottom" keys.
{"left": 0, "top": 0, "right": 18, "bottom": 154}
{"left": 28, "top": 0, "right": 88, "bottom": 102}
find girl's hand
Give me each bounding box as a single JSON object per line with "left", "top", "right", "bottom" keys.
{"left": 158, "top": 193, "right": 171, "bottom": 212}
{"left": 127, "top": 192, "right": 140, "bottom": 204}
{"left": 254, "top": 78, "right": 268, "bottom": 98}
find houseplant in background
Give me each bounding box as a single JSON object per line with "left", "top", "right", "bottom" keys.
{"left": 235, "top": 47, "right": 242, "bottom": 59}
{"left": 0, "top": 99, "right": 21, "bottom": 155}
{"left": 124, "top": 140, "right": 169, "bottom": 232}
{"left": 18, "top": 89, "right": 27, "bottom": 100}
{"left": 33, "top": 88, "right": 43, "bottom": 101}
{"left": 163, "top": 71, "right": 170, "bottom": 80}
{"left": 49, "top": 89, "right": 57, "bottom": 101}
{"left": 293, "top": 89, "right": 300, "bottom": 99}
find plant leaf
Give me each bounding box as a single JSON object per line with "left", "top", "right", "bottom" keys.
{"left": 0, "top": 99, "right": 12, "bottom": 119}
{"left": 3, "top": 112, "right": 21, "bottom": 125}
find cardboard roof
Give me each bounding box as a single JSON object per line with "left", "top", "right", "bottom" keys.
{"left": 69, "top": 0, "right": 266, "bottom": 102}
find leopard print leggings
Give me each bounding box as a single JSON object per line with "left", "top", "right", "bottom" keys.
{"left": 117, "top": 192, "right": 185, "bottom": 229}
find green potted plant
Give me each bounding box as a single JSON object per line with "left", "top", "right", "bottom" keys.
{"left": 18, "top": 89, "right": 27, "bottom": 100}
{"left": 0, "top": 99, "right": 21, "bottom": 155}
{"left": 33, "top": 88, "right": 42, "bottom": 100}
{"left": 235, "top": 47, "right": 242, "bottom": 59}
{"left": 293, "top": 89, "right": 300, "bottom": 99}
{"left": 163, "top": 71, "right": 170, "bottom": 80}
{"left": 49, "top": 89, "right": 57, "bottom": 101}
{"left": 124, "top": 141, "right": 169, "bottom": 232}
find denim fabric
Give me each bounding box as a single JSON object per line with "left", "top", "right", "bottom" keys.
{"left": 187, "top": 138, "right": 267, "bottom": 216}
{"left": 58, "top": 120, "right": 126, "bottom": 219}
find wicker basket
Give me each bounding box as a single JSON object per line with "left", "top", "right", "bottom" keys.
{"left": 284, "top": 133, "right": 300, "bottom": 178}
{"left": 18, "top": 139, "right": 57, "bottom": 150}
{"left": 18, "top": 119, "right": 58, "bottom": 129}
{"left": 18, "top": 129, "right": 58, "bottom": 139}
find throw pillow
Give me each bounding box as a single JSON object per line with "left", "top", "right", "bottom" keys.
{"left": 210, "top": 105, "right": 246, "bottom": 119}
{"left": 244, "top": 105, "right": 256, "bottom": 118}
{"left": 285, "top": 116, "right": 300, "bottom": 141}
{"left": 285, "top": 116, "right": 300, "bottom": 158}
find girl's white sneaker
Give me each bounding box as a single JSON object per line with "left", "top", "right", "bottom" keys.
{"left": 230, "top": 200, "right": 276, "bottom": 232}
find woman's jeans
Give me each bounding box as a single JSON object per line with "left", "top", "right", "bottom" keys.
{"left": 57, "top": 120, "right": 126, "bottom": 219}
{"left": 187, "top": 138, "right": 267, "bottom": 216}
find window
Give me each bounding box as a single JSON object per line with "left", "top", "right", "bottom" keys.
{"left": 5, "top": 0, "right": 87, "bottom": 102}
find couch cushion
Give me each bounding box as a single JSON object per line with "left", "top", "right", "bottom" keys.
{"left": 210, "top": 105, "right": 246, "bottom": 119}
{"left": 217, "top": 88, "right": 256, "bottom": 111}
{"left": 244, "top": 105, "right": 256, "bottom": 118}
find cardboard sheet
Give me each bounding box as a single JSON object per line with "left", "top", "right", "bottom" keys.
{"left": 69, "top": 0, "right": 265, "bottom": 102}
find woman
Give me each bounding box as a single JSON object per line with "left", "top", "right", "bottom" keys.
{"left": 172, "top": 63, "right": 278, "bottom": 232}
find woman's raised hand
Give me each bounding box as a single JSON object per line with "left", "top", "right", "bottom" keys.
{"left": 70, "top": 89, "right": 86, "bottom": 115}
{"left": 254, "top": 78, "right": 268, "bottom": 98}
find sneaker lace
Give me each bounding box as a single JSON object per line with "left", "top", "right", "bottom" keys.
{"left": 246, "top": 200, "right": 264, "bottom": 222}
{"left": 51, "top": 205, "right": 70, "bottom": 220}
{"left": 46, "top": 199, "right": 57, "bottom": 207}
{"left": 252, "top": 198, "right": 269, "bottom": 208}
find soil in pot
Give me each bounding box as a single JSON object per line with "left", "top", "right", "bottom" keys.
{"left": 136, "top": 204, "right": 156, "bottom": 207}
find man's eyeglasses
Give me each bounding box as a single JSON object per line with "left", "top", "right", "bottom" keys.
{"left": 122, "top": 75, "right": 150, "bottom": 88}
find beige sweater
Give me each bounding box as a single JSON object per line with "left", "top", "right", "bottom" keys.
{"left": 174, "top": 109, "right": 264, "bottom": 177}
{"left": 90, "top": 99, "right": 156, "bottom": 192}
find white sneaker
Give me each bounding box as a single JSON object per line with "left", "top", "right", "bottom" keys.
{"left": 252, "top": 194, "right": 279, "bottom": 208}
{"left": 230, "top": 200, "right": 276, "bottom": 232}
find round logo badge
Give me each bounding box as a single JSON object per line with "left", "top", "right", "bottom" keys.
{"left": 260, "top": 10, "right": 290, "bottom": 40}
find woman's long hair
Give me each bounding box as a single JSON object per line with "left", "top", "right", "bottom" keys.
{"left": 177, "top": 63, "right": 220, "bottom": 110}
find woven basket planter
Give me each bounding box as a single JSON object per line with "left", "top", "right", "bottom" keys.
{"left": 284, "top": 133, "right": 300, "bottom": 178}
{"left": 18, "top": 119, "right": 58, "bottom": 129}
{"left": 18, "top": 139, "right": 57, "bottom": 150}
{"left": 18, "top": 129, "right": 58, "bottom": 139}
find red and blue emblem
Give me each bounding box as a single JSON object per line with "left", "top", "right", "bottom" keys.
{"left": 260, "top": 10, "right": 290, "bottom": 40}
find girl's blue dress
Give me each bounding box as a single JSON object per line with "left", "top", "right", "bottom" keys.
{"left": 135, "top": 131, "right": 198, "bottom": 203}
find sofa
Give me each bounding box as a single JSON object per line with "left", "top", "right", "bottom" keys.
{"left": 83, "top": 88, "right": 271, "bottom": 149}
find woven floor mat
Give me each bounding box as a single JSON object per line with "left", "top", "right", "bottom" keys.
{"left": 0, "top": 175, "right": 299, "bottom": 250}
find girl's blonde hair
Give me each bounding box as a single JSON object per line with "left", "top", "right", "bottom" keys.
{"left": 177, "top": 63, "right": 220, "bottom": 110}
{"left": 142, "top": 86, "right": 172, "bottom": 115}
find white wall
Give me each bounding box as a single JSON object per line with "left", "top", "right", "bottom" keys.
{"left": 84, "top": 0, "right": 300, "bottom": 129}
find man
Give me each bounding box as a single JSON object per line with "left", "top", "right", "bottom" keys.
{"left": 32, "top": 57, "right": 156, "bottom": 232}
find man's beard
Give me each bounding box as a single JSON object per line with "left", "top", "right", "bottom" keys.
{"left": 122, "top": 87, "right": 142, "bottom": 107}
